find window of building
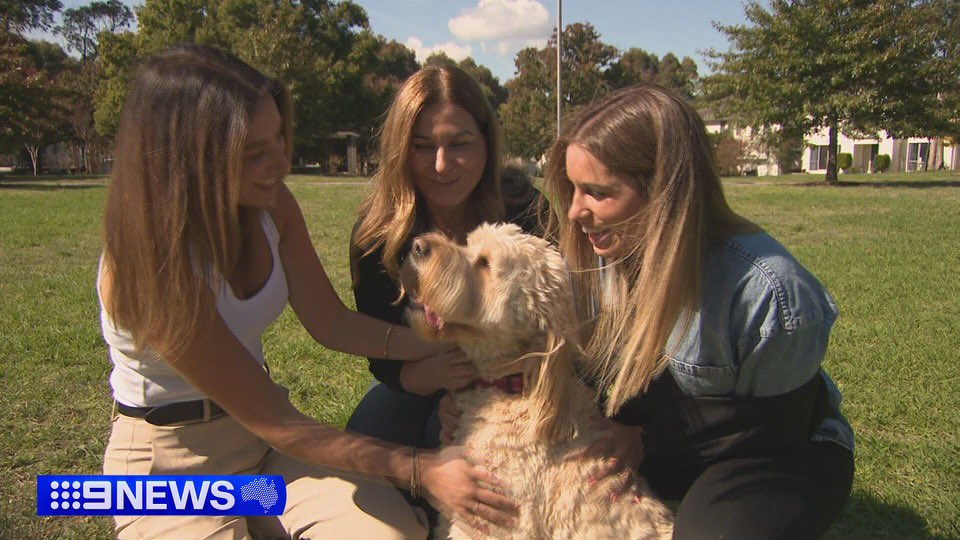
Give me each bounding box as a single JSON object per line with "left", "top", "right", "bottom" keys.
{"left": 907, "top": 142, "right": 929, "bottom": 172}
{"left": 809, "top": 145, "right": 829, "bottom": 170}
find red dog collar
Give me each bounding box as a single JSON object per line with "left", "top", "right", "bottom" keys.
{"left": 471, "top": 373, "right": 524, "bottom": 394}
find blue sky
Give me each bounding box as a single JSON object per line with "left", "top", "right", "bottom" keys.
{"left": 30, "top": 0, "right": 752, "bottom": 82}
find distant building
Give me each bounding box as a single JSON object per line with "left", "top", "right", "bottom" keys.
{"left": 700, "top": 109, "right": 958, "bottom": 175}
{"left": 702, "top": 115, "right": 781, "bottom": 176}
{"left": 802, "top": 128, "right": 958, "bottom": 174}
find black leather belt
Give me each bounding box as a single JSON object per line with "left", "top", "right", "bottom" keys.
{"left": 115, "top": 399, "right": 226, "bottom": 426}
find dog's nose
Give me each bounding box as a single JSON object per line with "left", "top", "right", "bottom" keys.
{"left": 411, "top": 237, "right": 431, "bottom": 258}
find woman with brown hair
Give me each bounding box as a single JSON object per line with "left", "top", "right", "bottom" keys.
{"left": 542, "top": 84, "right": 855, "bottom": 539}
{"left": 345, "top": 63, "right": 540, "bottom": 486}
{"left": 98, "top": 44, "right": 517, "bottom": 539}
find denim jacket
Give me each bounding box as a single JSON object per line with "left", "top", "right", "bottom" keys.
{"left": 661, "top": 231, "right": 854, "bottom": 451}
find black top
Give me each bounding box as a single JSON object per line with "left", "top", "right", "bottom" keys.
{"left": 613, "top": 369, "right": 831, "bottom": 499}
{"left": 350, "top": 177, "right": 543, "bottom": 392}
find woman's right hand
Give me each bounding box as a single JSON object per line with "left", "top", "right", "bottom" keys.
{"left": 400, "top": 350, "right": 476, "bottom": 396}
{"left": 419, "top": 446, "right": 518, "bottom": 533}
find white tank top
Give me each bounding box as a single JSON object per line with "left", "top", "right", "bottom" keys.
{"left": 99, "top": 211, "right": 289, "bottom": 407}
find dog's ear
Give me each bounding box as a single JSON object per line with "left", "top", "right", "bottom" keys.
{"left": 522, "top": 241, "right": 582, "bottom": 443}
{"left": 521, "top": 238, "right": 574, "bottom": 332}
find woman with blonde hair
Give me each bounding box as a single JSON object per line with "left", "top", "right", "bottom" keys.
{"left": 99, "top": 44, "right": 517, "bottom": 539}
{"left": 345, "top": 64, "right": 540, "bottom": 501}
{"left": 543, "top": 84, "right": 855, "bottom": 539}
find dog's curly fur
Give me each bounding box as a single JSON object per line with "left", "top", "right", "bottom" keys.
{"left": 400, "top": 223, "right": 673, "bottom": 540}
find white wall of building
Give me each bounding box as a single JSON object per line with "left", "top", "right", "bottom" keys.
{"left": 703, "top": 118, "right": 956, "bottom": 176}
{"left": 802, "top": 127, "right": 956, "bottom": 174}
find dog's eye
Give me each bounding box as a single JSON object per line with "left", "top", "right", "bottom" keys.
{"left": 475, "top": 255, "right": 490, "bottom": 270}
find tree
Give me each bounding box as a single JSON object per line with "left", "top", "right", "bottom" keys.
{"left": 57, "top": 0, "right": 133, "bottom": 64}
{"left": 459, "top": 57, "right": 507, "bottom": 110}
{"left": 704, "top": 0, "right": 957, "bottom": 183}
{"left": 605, "top": 47, "right": 659, "bottom": 87}
{"left": 709, "top": 130, "right": 748, "bottom": 176}
{"left": 424, "top": 53, "right": 507, "bottom": 111}
{"left": 93, "top": 0, "right": 381, "bottom": 161}
{"left": 0, "top": 36, "right": 44, "bottom": 153}
{"left": 354, "top": 36, "right": 418, "bottom": 165}
{"left": 50, "top": 0, "right": 133, "bottom": 173}
{"left": 606, "top": 48, "right": 699, "bottom": 99}
{"left": 500, "top": 24, "right": 704, "bottom": 160}
{"left": 1, "top": 0, "right": 63, "bottom": 160}
{"left": 424, "top": 51, "right": 456, "bottom": 68}
{"left": 656, "top": 53, "right": 699, "bottom": 100}
{"left": 93, "top": 30, "right": 137, "bottom": 139}
{"left": 1, "top": 0, "right": 62, "bottom": 34}
{"left": 10, "top": 40, "right": 74, "bottom": 175}
{"left": 555, "top": 23, "right": 618, "bottom": 106}
{"left": 500, "top": 22, "right": 617, "bottom": 160}
{"left": 499, "top": 47, "right": 554, "bottom": 161}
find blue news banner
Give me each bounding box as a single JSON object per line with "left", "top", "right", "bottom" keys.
{"left": 38, "top": 475, "right": 286, "bottom": 516}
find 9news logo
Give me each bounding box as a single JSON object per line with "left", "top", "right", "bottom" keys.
{"left": 37, "top": 475, "right": 286, "bottom": 516}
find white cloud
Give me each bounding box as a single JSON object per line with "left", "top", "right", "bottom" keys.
{"left": 525, "top": 38, "right": 548, "bottom": 49}
{"left": 406, "top": 37, "right": 473, "bottom": 62}
{"left": 448, "top": 0, "right": 552, "bottom": 42}
{"left": 495, "top": 41, "right": 514, "bottom": 56}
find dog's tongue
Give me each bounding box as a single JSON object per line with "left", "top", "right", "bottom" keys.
{"left": 423, "top": 304, "right": 445, "bottom": 330}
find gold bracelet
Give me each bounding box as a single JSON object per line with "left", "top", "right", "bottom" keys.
{"left": 410, "top": 447, "right": 421, "bottom": 499}
{"left": 383, "top": 324, "right": 395, "bottom": 360}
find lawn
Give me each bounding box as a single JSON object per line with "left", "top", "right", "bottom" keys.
{"left": 1, "top": 172, "right": 958, "bottom": 539}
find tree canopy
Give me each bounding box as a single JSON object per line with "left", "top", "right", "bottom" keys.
{"left": 57, "top": 0, "right": 132, "bottom": 63}
{"left": 1, "top": 0, "right": 63, "bottom": 34}
{"left": 704, "top": 0, "right": 959, "bottom": 182}
{"left": 499, "top": 22, "right": 700, "bottom": 160}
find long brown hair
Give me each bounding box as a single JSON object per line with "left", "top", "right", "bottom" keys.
{"left": 353, "top": 64, "right": 504, "bottom": 281}
{"left": 100, "top": 44, "right": 292, "bottom": 360}
{"left": 542, "top": 84, "right": 756, "bottom": 415}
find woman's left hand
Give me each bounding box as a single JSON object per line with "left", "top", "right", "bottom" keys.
{"left": 574, "top": 416, "right": 646, "bottom": 501}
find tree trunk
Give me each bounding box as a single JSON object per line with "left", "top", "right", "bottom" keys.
{"left": 82, "top": 143, "right": 90, "bottom": 175}
{"left": 932, "top": 138, "right": 944, "bottom": 170}
{"left": 825, "top": 120, "right": 839, "bottom": 184}
{"left": 25, "top": 144, "right": 40, "bottom": 176}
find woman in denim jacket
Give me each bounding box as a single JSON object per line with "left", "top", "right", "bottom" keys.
{"left": 541, "top": 84, "right": 855, "bottom": 539}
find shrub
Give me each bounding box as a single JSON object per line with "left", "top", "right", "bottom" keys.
{"left": 710, "top": 131, "right": 747, "bottom": 176}
{"left": 873, "top": 154, "right": 891, "bottom": 173}
{"left": 838, "top": 152, "right": 853, "bottom": 171}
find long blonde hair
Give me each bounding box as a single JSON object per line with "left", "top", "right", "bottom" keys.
{"left": 101, "top": 44, "right": 292, "bottom": 360}
{"left": 354, "top": 64, "right": 504, "bottom": 281}
{"left": 542, "top": 84, "right": 756, "bottom": 415}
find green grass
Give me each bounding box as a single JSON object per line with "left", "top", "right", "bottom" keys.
{"left": 723, "top": 168, "right": 960, "bottom": 187}
{"left": 1, "top": 173, "right": 958, "bottom": 539}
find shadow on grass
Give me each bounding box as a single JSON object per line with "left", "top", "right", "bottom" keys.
{"left": 826, "top": 490, "right": 951, "bottom": 540}
{"left": 836, "top": 180, "right": 960, "bottom": 189}
{"left": 0, "top": 174, "right": 106, "bottom": 181}
{"left": 0, "top": 182, "right": 105, "bottom": 191}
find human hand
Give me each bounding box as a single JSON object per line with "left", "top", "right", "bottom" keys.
{"left": 420, "top": 446, "right": 519, "bottom": 534}
{"left": 400, "top": 350, "right": 476, "bottom": 396}
{"left": 574, "top": 416, "right": 646, "bottom": 501}
{"left": 438, "top": 392, "right": 462, "bottom": 444}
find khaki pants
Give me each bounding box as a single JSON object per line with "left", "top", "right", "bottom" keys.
{"left": 103, "top": 413, "right": 427, "bottom": 540}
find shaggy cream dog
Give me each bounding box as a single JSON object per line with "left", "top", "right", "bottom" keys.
{"left": 400, "top": 223, "right": 673, "bottom": 540}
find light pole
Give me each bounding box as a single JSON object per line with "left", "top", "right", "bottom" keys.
{"left": 556, "top": 0, "right": 562, "bottom": 137}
